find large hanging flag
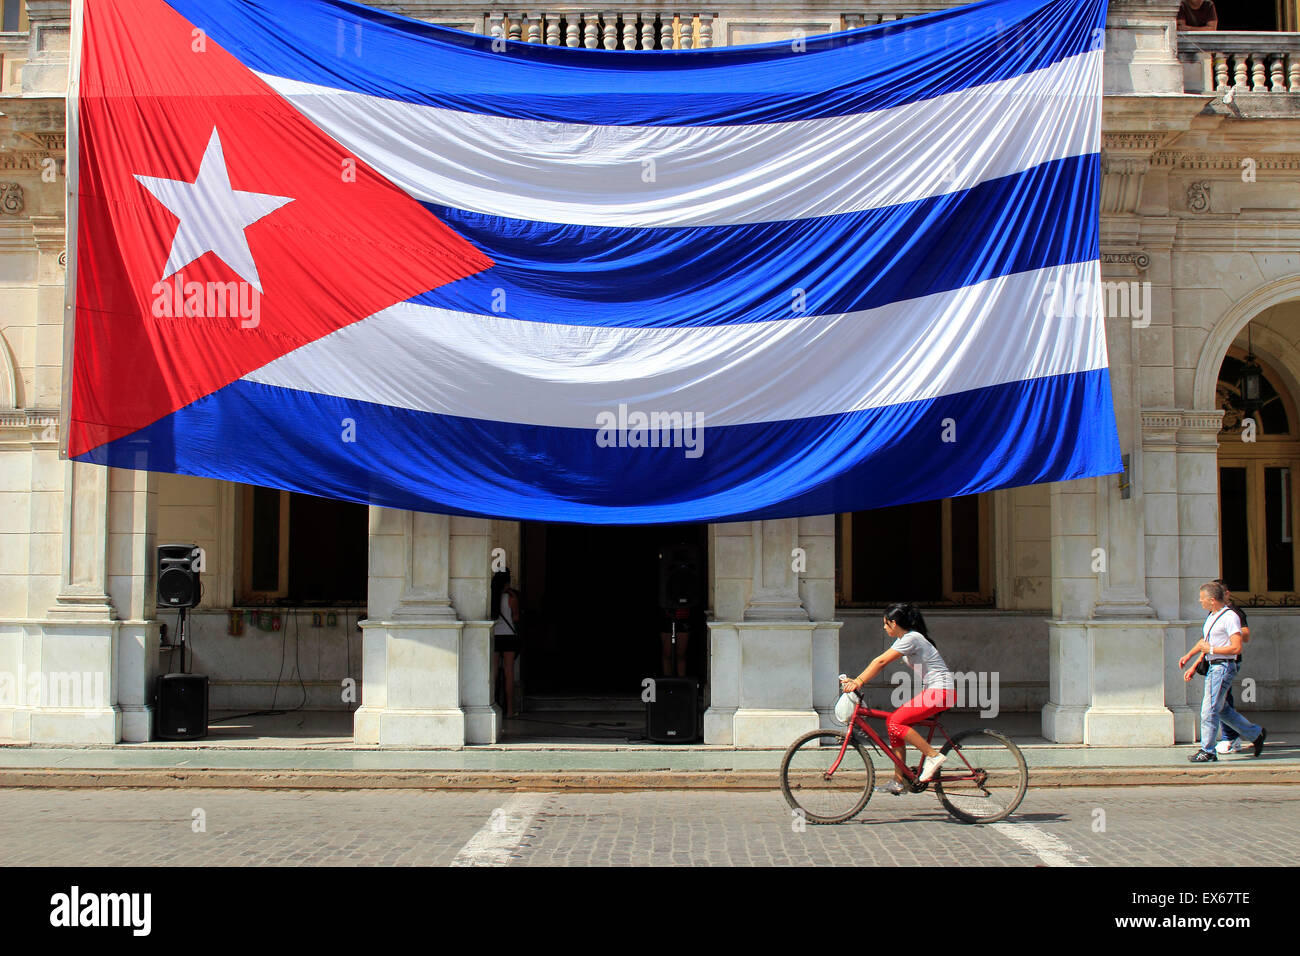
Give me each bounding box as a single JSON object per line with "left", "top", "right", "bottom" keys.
{"left": 66, "top": 0, "right": 1119, "bottom": 524}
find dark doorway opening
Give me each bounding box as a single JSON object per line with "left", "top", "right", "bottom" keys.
{"left": 517, "top": 521, "right": 708, "bottom": 705}
{"left": 1215, "top": 0, "right": 1278, "bottom": 31}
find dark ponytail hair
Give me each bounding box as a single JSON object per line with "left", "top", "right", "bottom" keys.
{"left": 490, "top": 570, "right": 511, "bottom": 619}
{"left": 884, "top": 602, "right": 934, "bottom": 647}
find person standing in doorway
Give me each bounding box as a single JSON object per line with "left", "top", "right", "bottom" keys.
{"left": 1213, "top": 579, "right": 1250, "bottom": 754}
{"left": 491, "top": 570, "right": 522, "bottom": 718}
{"left": 1180, "top": 581, "right": 1265, "bottom": 762}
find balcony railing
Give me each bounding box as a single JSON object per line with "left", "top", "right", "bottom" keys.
{"left": 486, "top": 12, "right": 715, "bottom": 48}
{"left": 1180, "top": 31, "right": 1300, "bottom": 93}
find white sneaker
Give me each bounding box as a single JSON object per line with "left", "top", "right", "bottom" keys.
{"left": 1216, "top": 738, "right": 1243, "bottom": 754}
{"left": 875, "top": 780, "right": 906, "bottom": 796}
{"left": 919, "top": 751, "right": 947, "bottom": 782}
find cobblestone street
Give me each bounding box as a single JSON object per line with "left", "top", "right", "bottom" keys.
{"left": 0, "top": 784, "right": 1295, "bottom": 867}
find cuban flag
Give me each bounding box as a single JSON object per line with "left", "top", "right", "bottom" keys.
{"left": 67, "top": 0, "right": 1119, "bottom": 524}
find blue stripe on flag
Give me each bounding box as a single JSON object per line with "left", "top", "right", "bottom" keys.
{"left": 163, "top": 0, "right": 1108, "bottom": 126}
{"left": 77, "top": 369, "right": 1121, "bottom": 524}
{"left": 412, "top": 153, "right": 1100, "bottom": 327}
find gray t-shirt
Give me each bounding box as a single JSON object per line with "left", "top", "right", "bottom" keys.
{"left": 891, "top": 630, "right": 954, "bottom": 689}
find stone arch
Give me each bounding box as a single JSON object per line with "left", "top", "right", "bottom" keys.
{"left": 0, "top": 330, "right": 19, "bottom": 409}
{"left": 1193, "top": 274, "right": 1300, "bottom": 411}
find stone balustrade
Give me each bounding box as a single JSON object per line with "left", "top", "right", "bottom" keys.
{"left": 486, "top": 11, "right": 716, "bottom": 49}
{"left": 1180, "top": 31, "right": 1300, "bottom": 93}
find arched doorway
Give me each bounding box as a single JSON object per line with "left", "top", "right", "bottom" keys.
{"left": 1216, "top": 344, "right": 1300, "bottom": 599}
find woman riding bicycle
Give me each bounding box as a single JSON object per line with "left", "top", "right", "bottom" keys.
{"left": 840, "top": 602, "right": 955, "bottom": 795}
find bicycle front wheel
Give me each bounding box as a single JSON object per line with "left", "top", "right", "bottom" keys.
{"left": 932, "top": 729, "right": 1028, "bottom": 824}
{"left": 780, "top": 729, "right": 875, "bottom": 824}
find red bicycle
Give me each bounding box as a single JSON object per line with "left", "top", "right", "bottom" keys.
{"left": 780, "top": 689, "right": 1028, "bottom": 824}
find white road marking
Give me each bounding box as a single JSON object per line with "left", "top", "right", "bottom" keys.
{"left": 990, "top": 822, "right": 1089, "bottom": 867}
{"left": 450, "top": 793, "right": 549, "bottom": 867}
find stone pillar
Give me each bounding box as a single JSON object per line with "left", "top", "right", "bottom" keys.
{"left": 1043, "top": 478, "right": 1098, "bottom": 743}
{"left": 355, "top": 508, "right": 495, "bottom": 746}
{"left": 355, "top": 509, "right": 462, "bottom": 745}
{"left": 1075, "top": 277, "right": 1174, "bottom": 745}
{"left": 798, "top": 515, "right": 841, "bottom": 727}
{"left": 706, "top": 517, "right": 837, "bottom": 746}
{"left": 1043, "top": 412, "right": 1176, "bottom": 743}
{"left": 449, "top": 516, "right": 495, "bottom": 744}
{"left": 106, "top": 467, "right": 159, "bottom": 742}
{"left": 1143, "top": 410, "right": 1198, "bottom": 739}
{"left": 1171, "top": 411, "right": 1224, "bottom": 742}
{"left": 36, "top": 459, "right": 121, "bottom": 743}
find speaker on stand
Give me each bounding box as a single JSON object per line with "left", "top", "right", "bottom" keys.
{"left": 648, "top": 543, "right": 701, "bottom": 742}
{"left": 155, "top": 544, "right": 209, "bottom": 740}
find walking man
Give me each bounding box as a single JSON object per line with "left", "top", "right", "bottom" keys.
{"left": 1214, "top": 579, "right": 1249, "bottom": 754}
{"left": 1180, "top": 581, "right": 1266, "bottom": 762}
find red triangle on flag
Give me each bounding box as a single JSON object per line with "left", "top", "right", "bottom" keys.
{"left": 69, "top": 0, "right": 492, "bottom": 459}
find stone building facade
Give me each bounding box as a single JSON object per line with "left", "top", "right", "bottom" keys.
{"left": 1, "top": 0, "right": 1298, "bottom": 747}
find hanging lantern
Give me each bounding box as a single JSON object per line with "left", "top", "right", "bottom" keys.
{"left": 1238, "top": 324, "right": 1263, "bottom": 414}
{"left": 1238, "top": 355, "right": 1263, "bottom": 413}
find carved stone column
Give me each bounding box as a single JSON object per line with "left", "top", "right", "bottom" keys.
{"left": 34, "top": 459, "right": 122, "bottom": 743}
{"left": 355, "top": 509, "right": 469, "bottom": 746}
{"left": 1171, "top": 411, "right": 1225, "bottom": 743}
{"left": 706, "top": 518, "right": 836, "bottom": 746}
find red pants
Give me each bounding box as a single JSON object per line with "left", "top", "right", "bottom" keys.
{"left": 887, "top": 687, "right": 956, "bottom": 747}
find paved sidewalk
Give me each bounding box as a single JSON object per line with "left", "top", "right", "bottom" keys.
{"left": 2, "top": 710, "right": 1297, "bottom": 789}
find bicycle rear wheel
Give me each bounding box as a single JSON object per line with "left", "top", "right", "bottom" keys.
{"left": 780, "top": 729, "right": 875, "bottom": 824}
{"left": 932, "top": 729, "right": 1028, "bottom": 824}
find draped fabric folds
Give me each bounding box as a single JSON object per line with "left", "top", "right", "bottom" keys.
{"left": 68, "top": 0, "right": 1119, "bottom": 524}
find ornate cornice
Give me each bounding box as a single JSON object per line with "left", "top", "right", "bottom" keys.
{"left": 1103, "top": 132, "right": 1171, "bottom": 153}
{"left": 1142, "top": 409, "right": 1225, "bottom": 445}
{"left": 0, "top": 409, "right": 58, "bottom": 447}
{"left": 16, "top": 130, "right": 65, "bottom": 152}
{"left": 0, "top": 152, "right": 58, "bottom": 171}
{"left": 1153, "top": 152, "right": 1300, "bottom": 170}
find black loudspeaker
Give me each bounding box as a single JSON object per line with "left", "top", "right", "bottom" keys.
{"left": 658, "top": 544, "right": 700, "bottom": 611}
{"left": 157, "top": 544, "right": 201, "bottom": 608}
{"left": 646, "top": 678, "right": 698, "bottom": 743}
{"left": 155, "top": 673, "right": 209, "bottom": 740}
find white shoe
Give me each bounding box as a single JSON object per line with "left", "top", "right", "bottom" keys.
{"left": 1216, "top": 738, "right": 1243, "bottom": 754}
{"left": 875, "top": 780, "right": 906, "bottom": 796}
{"left": 919, "top": 751, "right": 947, "bottom": 782}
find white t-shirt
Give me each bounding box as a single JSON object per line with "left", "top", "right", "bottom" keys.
{"left": 492, "top": 592, "right": 516, "bottom": 636}
{"left": 890, "top": 630, "right": 954, "bottom": 689}
{"left": 1203, "top": 607, "right": 1242, "bottom": 661}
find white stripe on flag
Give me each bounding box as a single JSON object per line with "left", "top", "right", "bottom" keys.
{"left": 258, "top": 50, "right": 1100, "bottom": 228}
{"left": 244, "top": 260, "right": 1106, "bottom": 428}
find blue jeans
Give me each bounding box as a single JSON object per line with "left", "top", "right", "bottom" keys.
{"left": 1200, "top": 660, "right": 1261, "bottom": 752}
{"left": 1220, "top": 686, "right": 1239, "bottom": 742}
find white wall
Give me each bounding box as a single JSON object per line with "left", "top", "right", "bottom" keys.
{"left": 177, "top": 608, "right": 361, "bottom": 712}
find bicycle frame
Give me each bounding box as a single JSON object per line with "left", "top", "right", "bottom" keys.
{"left": 826, "top": 701, "right": 983, "bottom": 788}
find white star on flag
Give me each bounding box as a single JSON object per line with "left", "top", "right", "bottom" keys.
{"left": 135, "top": 127, "right": 293, "bottom": 293}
